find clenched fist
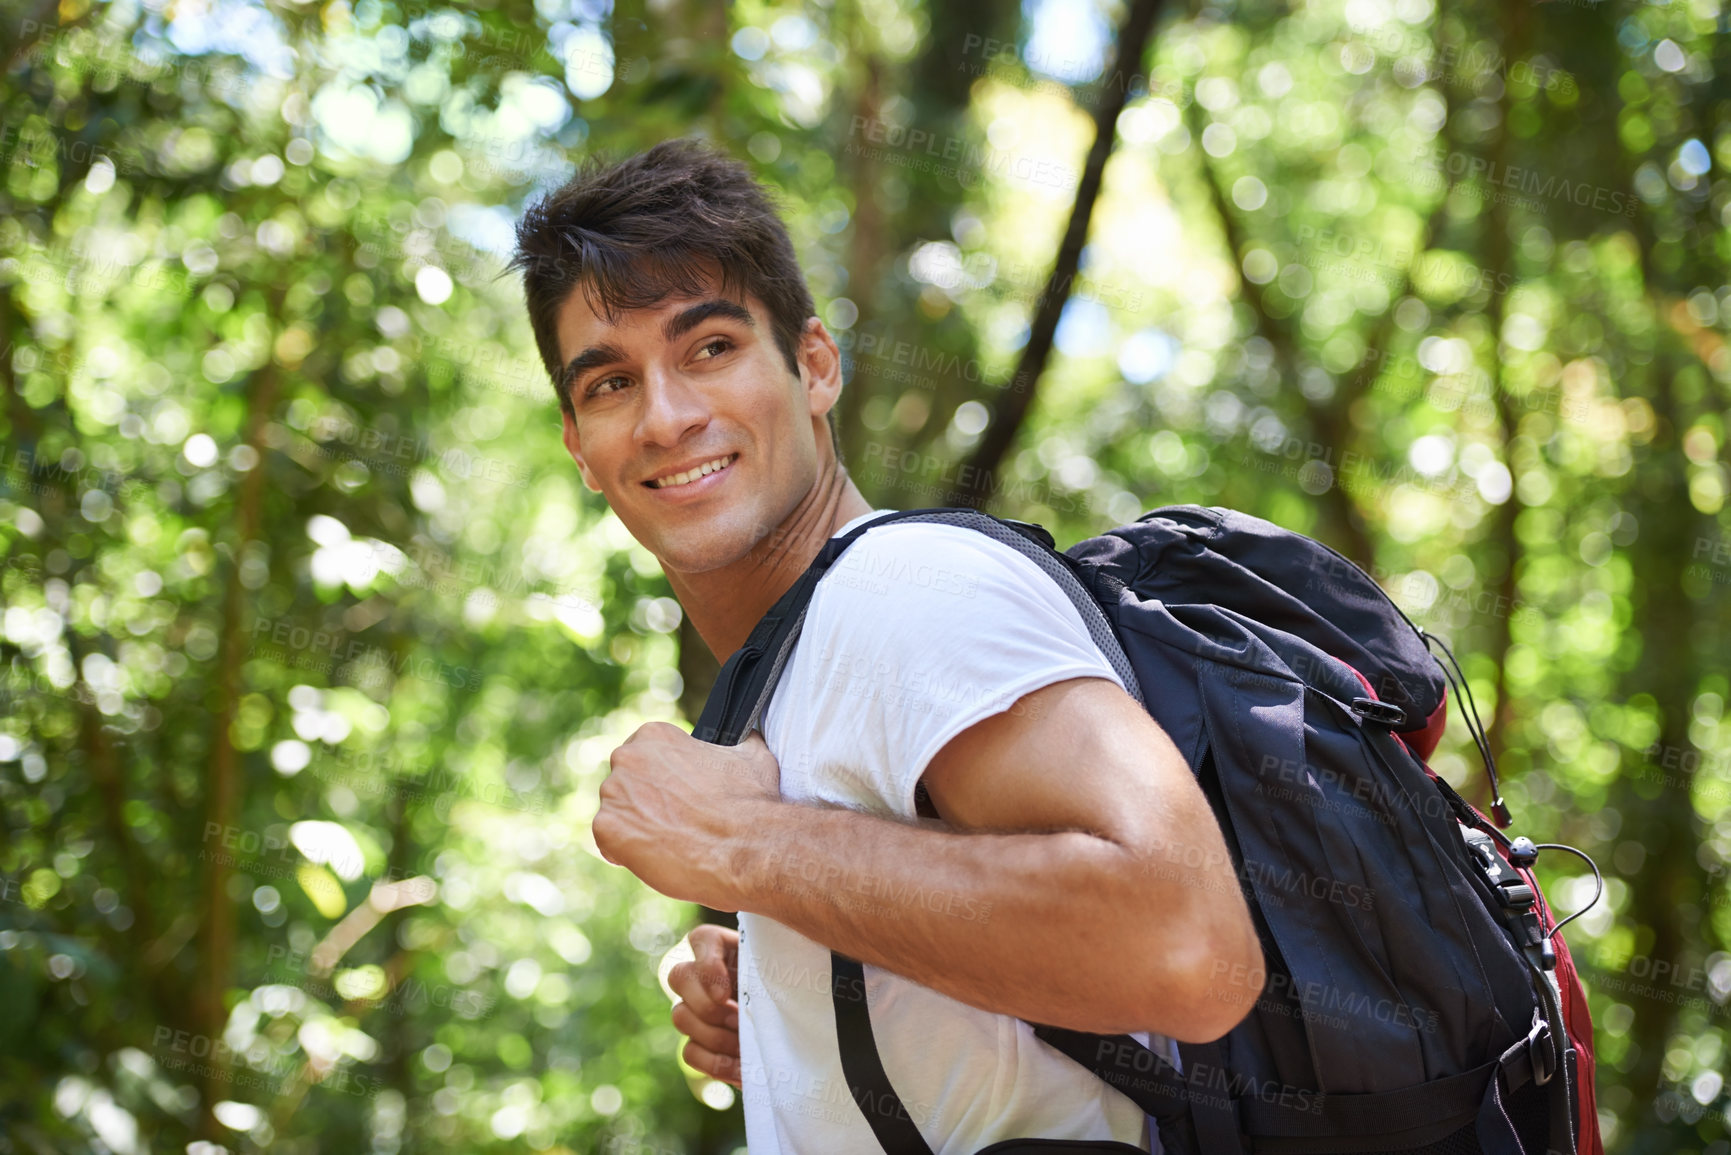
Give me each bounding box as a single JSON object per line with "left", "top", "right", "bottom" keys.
{"left": 592, "top": 722, "right": 782, "bottom": 911}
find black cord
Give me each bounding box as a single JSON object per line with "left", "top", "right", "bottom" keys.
{"left": 1421, "top": 629, "right": 1510, "bottom": 825}
{"left": 1533, "top": 842, "right": 1604, "bottom": 939}
{"left": 1426, "top": 632, "right": 1496, "bottom": 784}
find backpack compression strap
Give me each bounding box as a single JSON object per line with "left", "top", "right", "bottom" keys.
{"left": 693, "top": 508, "right": 1145, "bottom": 1152}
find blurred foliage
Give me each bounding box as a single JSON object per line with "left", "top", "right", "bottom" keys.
{"left": 0, "top": 0, "right": 1725, "bottom": 1151}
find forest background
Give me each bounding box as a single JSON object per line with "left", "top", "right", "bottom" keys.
{"left": 0, "top": 0, "right": 1726, "bottom": 1150}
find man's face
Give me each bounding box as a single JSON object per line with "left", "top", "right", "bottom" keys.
{"left": 553, "top": 282, "right": 839, "bottom": 574}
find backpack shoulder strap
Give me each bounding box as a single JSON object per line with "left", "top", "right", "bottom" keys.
{"left": 694, "top": 507, "right": 1142, "bottom": 746}
{"left": 693, "top": 508, "right": 1145, "bottom": 1147}
{"left": 832, "top": 951, "right": 936, "bottom": 1154}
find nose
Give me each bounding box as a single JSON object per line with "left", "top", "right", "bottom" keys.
{"left": 634, "top": 363, "right": 710, "bottom": 449}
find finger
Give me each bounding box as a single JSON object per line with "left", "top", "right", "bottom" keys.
{"left": 690, "top": 922, "right": 739, "bottom": 960}
{"left": 688, "top": 925, "right": 740, "bottom": 1002}
{"left": 672, "top": 1000, "right": 741, "bottom": 1055}
{"left": 667, "top": 960, "right": 737, "bottom": 1026}
{"left": 736, "top": 731, "right": 781, "bottom": 790}
{"left": 683, "top": 1039, "right": 742, "bottom": 1088}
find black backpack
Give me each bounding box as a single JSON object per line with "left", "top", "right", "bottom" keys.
{"left": 696, "top": 506, "right": 1598, "bottom": 1155}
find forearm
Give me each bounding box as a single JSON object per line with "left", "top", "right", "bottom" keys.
{"left": 727, "top": 798, "right": 1257, "bottom": 1039}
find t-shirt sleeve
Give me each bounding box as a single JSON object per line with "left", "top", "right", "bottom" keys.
{"left": 781, "top": 522, "right": 1127, "bottom": 818}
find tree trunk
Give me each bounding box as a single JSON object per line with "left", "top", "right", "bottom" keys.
{"left": 192, "top": 356, "right": 279, "bottom": 1135}
{"left": 943, "top": 0, "right": 1166, "bottom": 509}
{"left": 1182, "top": 113, "right": 1379, "bottom": 565}
{"left": 1477, "top": 0, "right": 1531, "bottom": 797}
{"left": 1615, "top": 348, "right": 1705, "bottom": 1118}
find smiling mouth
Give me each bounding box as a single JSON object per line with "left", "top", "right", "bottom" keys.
{"left": 644, "top": 453, "right": 739, "bottom": 490}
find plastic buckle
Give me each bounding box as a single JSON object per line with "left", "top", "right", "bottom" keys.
{"left": 1527, "top": 1018, "right": 1556, "bottom": 1087}
{"left": 1351, "top": 697, "right": 1407, "bottom": 727}
{"left": 1496, "top": 881, "right": 1537, "bottom": 910}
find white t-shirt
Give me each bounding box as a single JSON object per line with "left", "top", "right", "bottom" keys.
{"left": 735, "top": 510, "right": 1171, "bottom": 1154}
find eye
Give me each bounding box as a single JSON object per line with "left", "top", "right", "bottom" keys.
{"left": 695, "top": 337, "right": 733, "bottom": 360}
{"left": 587, "top": 373, "right": 631, "bottom": 398}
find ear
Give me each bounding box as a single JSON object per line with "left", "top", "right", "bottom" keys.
{"left": 560, "top": 407, "right": 602, "bottom": 492}
{"left": 796, "top": 316, "right": 843, "bottom": 426}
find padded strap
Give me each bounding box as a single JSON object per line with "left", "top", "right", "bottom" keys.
{"left": 694, "top": 510, "right": 1138, "bottom": 1148}
{"left": 864, "top": 510, "right": 1145, "bottom": 707}
{"left": 695, "top": 508, "right": 1145, "bottom": 748}
{"left": 832, "top": 952, "right": 935, "bottom": 1155}
{"left": 692, "top": 546, "right": 836, "bottom": 745}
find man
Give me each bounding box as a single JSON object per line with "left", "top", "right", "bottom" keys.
{"left": 512, "top": 138, "right": 1260, "bottom": 1152}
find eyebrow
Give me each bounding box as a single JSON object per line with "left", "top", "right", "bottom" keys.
{"left": 559, "top": 341, "right": 630, "bottom": 400}
{"left": 561, "top": 299, "right": 757, "bottom": 401}
{"left": 663, "top": 298, "right": 756, "bottom": 342}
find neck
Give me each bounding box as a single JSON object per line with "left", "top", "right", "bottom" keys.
{"left": 664, "top": 454, "right": 874, "bottom": 663}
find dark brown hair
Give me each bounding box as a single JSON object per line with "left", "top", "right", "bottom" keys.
{"left": 512, "top": 138, "right": 832, "bottom": 447}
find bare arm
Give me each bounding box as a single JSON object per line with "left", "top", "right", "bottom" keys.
{"left": 600, "top": 678, "right": 1262, "bottom": 1041}
{"left": 725, "top": 676, "right": 1260, "bottom": 1039}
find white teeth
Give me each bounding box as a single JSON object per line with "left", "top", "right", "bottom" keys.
{"left": 650, "top": 454, "right": 736, "bottom": 489}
